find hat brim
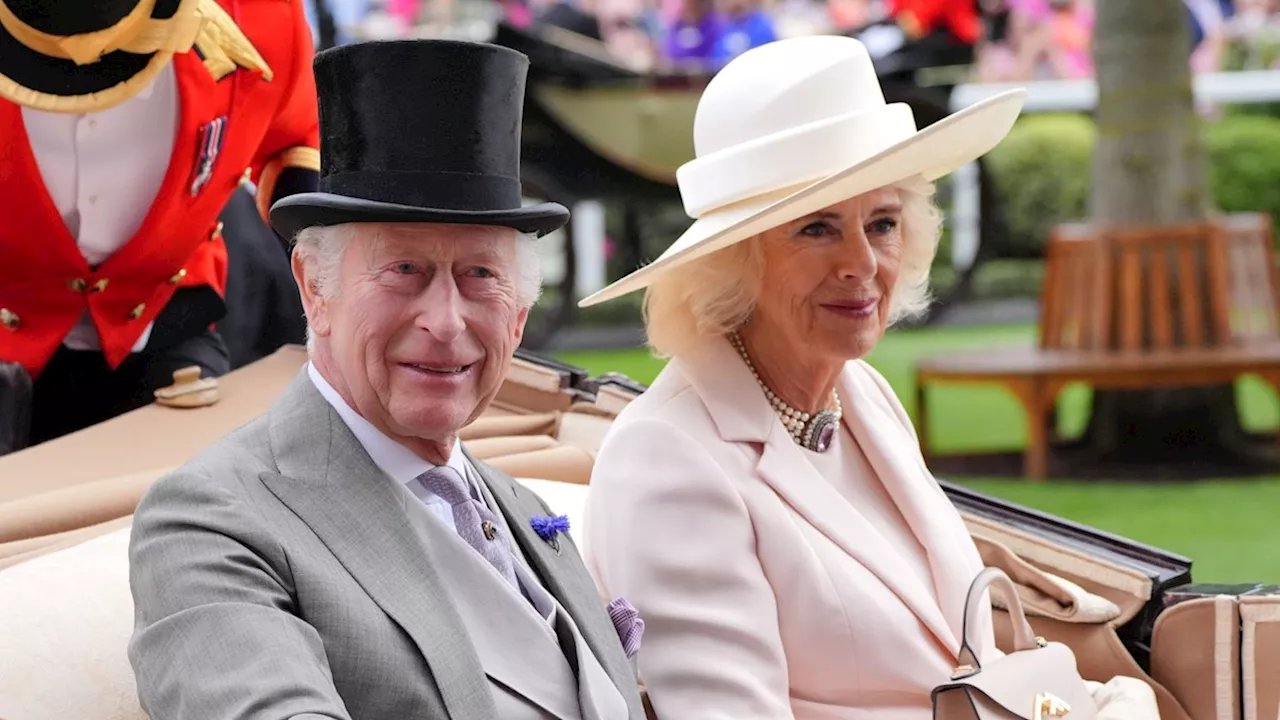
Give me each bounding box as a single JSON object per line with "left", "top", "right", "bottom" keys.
{"left": 269, "top": 192, "right": 572, "bottom": 242}
{"left": 577, "top": 88, "right": 1028, "bottom": 308}
{"left": 0, "top": 0, "right": 188, "bottom": 113}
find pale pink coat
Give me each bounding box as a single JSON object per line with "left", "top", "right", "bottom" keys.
{"left": 583, "top": 336, "right": 999, "bottom": 720}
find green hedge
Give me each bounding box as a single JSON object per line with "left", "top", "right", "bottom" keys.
{"left": 984, "top": 114, "right": 1095, "bottom": 257}
{"left": 1207, "top": 114, "right": 1280, "bottom": 226}
{"left": 984, "top": 112, "right": 1280, "bottom": 255}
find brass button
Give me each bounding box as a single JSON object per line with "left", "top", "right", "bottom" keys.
{"left": 168, "top": 268, "right": 187, "bottom": 284}
{"left": 68, "top": 278, "right": 87, "bottom": 292}
{"left": 91, "top": 278, "right": 109, "bottom": 293}
{"left": 129, "top": 303, "right": 146, "bottom": 319}
{"left": 0, "top": 308, "right": 17, "bottom": 329}
{"left": 481, "top": 520, "right": 496, "bottom": 541}
{"left": 209, "top": 221, "right": 224, "bottom": 242}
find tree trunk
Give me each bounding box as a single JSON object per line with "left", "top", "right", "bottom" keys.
{"left": 1078, "top": 0, "right": 1249, "bottom": 463}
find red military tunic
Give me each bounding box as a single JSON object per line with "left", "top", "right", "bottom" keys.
{"left": 0, "top": 0, "right": 320, "bottom": 378}
{"left": 886, "top": 0, "right": 982, "bottom": 44}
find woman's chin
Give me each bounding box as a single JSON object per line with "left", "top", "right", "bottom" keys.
{"left": 822, "top": 326, "right": 883, "bottom": 362}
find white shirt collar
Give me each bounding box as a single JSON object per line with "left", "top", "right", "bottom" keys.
{"left": 129, "top": 61, "right": 170, "bottom": 102}
{"left": 134, "top": 75, "right": 158, "bottom": 101}
{"left": 307, "top": 362, "right": 469, "bottom": 487}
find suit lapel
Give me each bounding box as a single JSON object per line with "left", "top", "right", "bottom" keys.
{"left": 258, "top": 373, "right": 496, "bottom": 720}
{"left": 406, "top": 486, "right": 584, "bottom": 720}
{"left": 471, "top": 467, "right": 628, "bottom": 720}
{"left": 681, "top": 338, "right": 961, "bottom": 655}
{"left": 551, "top": 604, "right": 631, "bottom": 720}
{"left": 467, "top": 453, "right": 644, "bottom": 720}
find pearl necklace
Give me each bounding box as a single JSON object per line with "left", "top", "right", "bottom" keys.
{"left": 729, "top": 332, "right": 841, "bottom": 453}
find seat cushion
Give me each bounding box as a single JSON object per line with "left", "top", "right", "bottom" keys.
{"left": 0, "top": 526, "right": 143, "bottom": 720}
{"left": 0, "top": 477, "right": 593, "bottom": 720}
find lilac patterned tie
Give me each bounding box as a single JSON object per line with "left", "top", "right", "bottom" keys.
{"left": 413, "top": 466, "right": 519, "bottom": 590}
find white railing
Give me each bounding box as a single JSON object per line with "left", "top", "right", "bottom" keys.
{"left": 946, "top": 69, "right": 1280, "bottom": 270}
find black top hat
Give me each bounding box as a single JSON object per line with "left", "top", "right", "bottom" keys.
{"left": 0, "top": 0, "right": 199, "bottom": 112}
{"left": 269, "top": 40, "right": 570, "bottom": 241}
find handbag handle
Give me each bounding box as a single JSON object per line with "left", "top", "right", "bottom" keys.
{"left": 955, "top": 567, "right": 1041, "bottom": 673}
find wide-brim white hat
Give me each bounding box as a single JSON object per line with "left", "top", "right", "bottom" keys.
{"left": 577, "top": 35, "right": 1026, "bottom": 308}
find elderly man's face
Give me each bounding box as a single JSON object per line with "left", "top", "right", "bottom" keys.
{"left": 754, "top": 187, "right": 903, "bottom": 363}
{"left": 301, "top": 223, "right": 529, "bottom": 455}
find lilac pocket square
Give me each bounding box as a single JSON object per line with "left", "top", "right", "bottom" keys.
{"left": 607, "top": 597, "right": 644, "bottom": 659}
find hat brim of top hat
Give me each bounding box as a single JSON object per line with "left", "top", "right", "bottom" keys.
{"left": 577, "top": 88, "right": 1028, "bottom": 309}
{"left": 0, "top": 0, "right": 188, "bottom": 114}
{"left": 269, "top": 192, "right": 572, "bottom": 243}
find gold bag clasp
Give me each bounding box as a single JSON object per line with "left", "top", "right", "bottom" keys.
{"left": 1034, "top": 692, "right": 1071, "bottom": 720}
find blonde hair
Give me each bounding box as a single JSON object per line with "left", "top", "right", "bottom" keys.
{"left": 643, "top": 176, "right": 944, "bottom": 358}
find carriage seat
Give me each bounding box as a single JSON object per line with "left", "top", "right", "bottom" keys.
{"left": 0, "top": 348, "right": 1210, "bottom": 720}
{"left": 0, "top": 469, "right": 1143, "bottom": 720}
{"left": 0, "top": 476, "right": 595, "bottom": 720}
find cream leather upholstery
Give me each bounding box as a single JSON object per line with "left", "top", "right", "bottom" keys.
{"left": 0, "top": 477, "right": 592, "bottom": 720}
{"left": 0, "top": 527, "right": 143, "bottom": 720}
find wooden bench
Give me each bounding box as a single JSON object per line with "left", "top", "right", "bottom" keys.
{"left": 916, "top": 213, "right": 1280, "bottom": 480}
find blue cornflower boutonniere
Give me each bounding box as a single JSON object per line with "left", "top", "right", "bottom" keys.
{"left": 530, "top": 514, "right": 570, "bottom": 553}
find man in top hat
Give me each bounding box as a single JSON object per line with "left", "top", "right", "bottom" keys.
{"left": 0, "top": 0, "right": 321, "bottom": 447}
{"left": 127, "top": 39, "right": 648, "bottom": 720}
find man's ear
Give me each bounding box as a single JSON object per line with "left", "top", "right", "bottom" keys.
{"left": 513, "top": 305, "right": 530, "bottom": 346}
{"left": 292, "top": 249, "right": 332, "bottom": 340}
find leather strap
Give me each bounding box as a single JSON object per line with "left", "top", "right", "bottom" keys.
{"left": 957, "top": 567, "right": 1040, "bottom": 669}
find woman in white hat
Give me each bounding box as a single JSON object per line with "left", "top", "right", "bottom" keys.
{"left": 578, "top": 36, "right": 1161, "bottom": 720}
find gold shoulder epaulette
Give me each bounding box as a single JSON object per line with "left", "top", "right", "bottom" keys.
{"left": 193, "top": 0, "right": 274, "bottom": 82}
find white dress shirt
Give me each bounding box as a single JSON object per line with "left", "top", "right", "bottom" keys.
{"left": 308, "top": 362, "right": 472, "bottom": 528}
{"left": 306, "top": 363, "right": 557, "bottom": 622}
{"left": 21, "top": 63, "right": 179, "bottom": 352}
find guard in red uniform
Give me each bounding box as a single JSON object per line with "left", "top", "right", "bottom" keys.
{"left": 0, "top": 0, "right": 321, "bottom": 445}
{"left": 887, "top": 0, "right": 982, "bottom": 44}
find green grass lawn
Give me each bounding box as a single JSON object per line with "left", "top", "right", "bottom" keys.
{"left": 553, "top": 324, "right": 1280, "bottom": 583}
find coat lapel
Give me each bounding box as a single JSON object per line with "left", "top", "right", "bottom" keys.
{"left": 552, "top": 604, "right": 632, "bottom": 720}
{"left": 471, "top": 466, "right": 630, "bottom": 720}
{"left": 258, "top": 372, "right": 497, "bottom": 720}
{"left": 467, "top": 453, "right": 645, "bottom": 720}
{"left": 405, "top": 485, "right": 584, "bottom": 720}
{"left": 680, "top": 337, "right": 962, "bottom": 655}
{"left": 838, "top": 362, "right": 987, "bottom": 655}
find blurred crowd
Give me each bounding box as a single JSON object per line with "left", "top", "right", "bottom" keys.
{"left": 301, "top": 0, "right": 1280, "bottom": 77}
{"left": 971, "top": 0, "right": 1095, "bottom": 81}
{"left": 973, "top": 0, "right": 1280, "bottom": 81}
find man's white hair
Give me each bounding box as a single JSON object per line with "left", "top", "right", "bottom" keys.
{"left": 293, "top": 223, "right": 544, "bottom": 351}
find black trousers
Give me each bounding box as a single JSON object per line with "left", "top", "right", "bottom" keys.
{"left": 29, "top": 329, "right": 230, "bottom": 446}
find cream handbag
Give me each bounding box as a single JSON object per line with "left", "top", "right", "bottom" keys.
{"left": 932, "top": 567, "right": 1099, "bottom": 720}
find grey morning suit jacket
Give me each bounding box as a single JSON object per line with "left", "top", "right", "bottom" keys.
{"left": 127, "top": 371, "right": 647, "bottom": 720}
